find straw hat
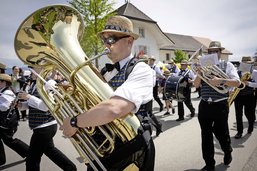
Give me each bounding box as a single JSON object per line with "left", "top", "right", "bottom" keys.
{"left": 163, "top": 70, "right": 171, "bottom": 76}
{"left": 98, "top": 15, "right": 139, "bottom": 40}
{"left": 180, "top": 60, "right": 189, "bottom": 65}
{"left": 140, "top": 54, "right": 149, "bottom": 62}
{"left": 168, "top": 59, "right": 175, "bottom": 64}
{"left": 0, "top": 74, "right": 12, "bottom": 83}
{"left": 241, "top": 56, "right": 254, "bottom": 64}
{"left": 0, "top": 63, "right": 6, "bottom": 70}
{"left": 207, "top": 41, "right": 225, "bottom": 51}
{"left": 148, "top": 56, "right": 156, "bottom": 61}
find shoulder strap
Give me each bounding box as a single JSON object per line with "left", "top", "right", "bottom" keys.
{"left": 100, "top": 57, "right": 143, "bottom": 80}
{"left": 125, "top": 57, "right": 143, "bottom": 80}
{"left": 1, "top": 87, "right": 10, "bottom": 93}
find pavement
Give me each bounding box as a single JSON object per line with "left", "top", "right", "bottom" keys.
{"left": 1, "top": 90, "right": 257, "bottom": 171}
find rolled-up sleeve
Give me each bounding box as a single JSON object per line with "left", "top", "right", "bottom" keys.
{"left": 227, "top": 62, "right": 240, "bottom": 81}
{"left": 112, "top": 62, "right": 154, "bottom": 112}
{"left": 27, "top": 95, "right": 49, "bottom": 112}
{"left": 0, "top": 91, "right": 15, "bottom": 112}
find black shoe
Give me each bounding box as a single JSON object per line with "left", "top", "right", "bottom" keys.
{"left": 224, "top": 152, "right": 232, "bottom": 165}
{"left": 190, "top": 109, "right": 195, "bottom": 117}
{"left": 201, "top": 165, "right": 215, "bottom": 171}
{"left": 248, "top": 125, "right": 254, "bottom": 134}
{"left": 234, "top": 133, "right": 242, "bottom": 139}
{"left": 172, "top": 108, "right": 175, "bottom": 114}
{"left": 156, "top": 129, "right": 162, "bottom": 137}
{"left": 163, "top": 111, "right": 171, "bottom": 116}
{"left": 176, "top": 118, "right": 184, "bottom": 121}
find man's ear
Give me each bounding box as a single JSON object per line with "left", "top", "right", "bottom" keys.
{"left": 127, "top": 37, "right": 134, "bottom": 45}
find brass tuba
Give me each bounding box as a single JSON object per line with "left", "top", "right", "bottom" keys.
{"left": 189, "top": 46, "right": 230, "bottom": 94}
{"left": 14, "top": 5, "right": 140, "bottom": 171}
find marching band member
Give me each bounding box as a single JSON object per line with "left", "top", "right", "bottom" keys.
{"left": 176, "top": 60, "right": 195, "bottom": 121}
{"left": 0, "top": 73, "right": 29, "bottom": 166}
{"left": 160, "top": 70, "right": 175, "bottom": 116}
{"left": 233, "top": 56, "right": 255, "bottom": 139}
{"left": 194, "top": 41, "right": 240, "bottom": 171}
{"left": 17, "top": 67, "right": 76, "bottom": 171}
{"left": 61, "top": 15, "right": 155, "bottom": 171}
{"left": 142, "top": 55, "right": 163, "bottom": 137}
{"left": 166, "top": 59, "right": 180, "bottom": 75}
{"left": 10, "top": 66, "right": 27, "bottom": 121}
{"left": 148, "top": 56, "right": 165, "bottom": 112}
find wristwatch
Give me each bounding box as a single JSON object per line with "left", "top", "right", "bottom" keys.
{"left": 220, "top": 79, "right": 227, "bottom": 86}
{"left": 70, "top": 116, "right": 79, "bottom": 128}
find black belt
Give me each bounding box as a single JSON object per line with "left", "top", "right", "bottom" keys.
{"left": 202, "top": 99, "right": 227, "bottom": 104}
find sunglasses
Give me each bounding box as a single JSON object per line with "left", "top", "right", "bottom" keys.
{"left": 102, "top": 35, "right": 130, "bottom": 45}
{"left": 208, "top": 50, "right": 220, "bottom": 54}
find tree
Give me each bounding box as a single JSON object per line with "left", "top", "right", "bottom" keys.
{"left": 173, "top": 49, "right": 188, "bottom": 63}
{"left": 68, "top": 0, "right": 115, "bottom": 68}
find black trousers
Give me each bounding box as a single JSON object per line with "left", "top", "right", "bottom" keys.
{"left": 178, "top": 87, "right": 195, "bottom": 118}
{"left": 0, "top": 127, "right": 29, "bottom": 165}
{"left": 234, "top": 94, "right": 255, "bottom": 133}
{"left": 198, "top": 100, "right": 232, "bottom": 167}
{"left": 26, "top": 124, "right": 76, "bottom": 171}
{"left": 153, "top": 82, "right": 163, "bottom": 108}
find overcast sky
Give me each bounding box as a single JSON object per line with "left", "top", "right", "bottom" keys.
{"left": 1, "top": 0, "right": 257, "bottom": 68}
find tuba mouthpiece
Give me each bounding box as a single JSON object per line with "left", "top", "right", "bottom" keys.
{"left": 103, "top": 48, "right": 110, "bottom": 55}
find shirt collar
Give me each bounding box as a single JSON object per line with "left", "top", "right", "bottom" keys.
{"left": 118, "top": 54, "right": 133, "bottom": 69}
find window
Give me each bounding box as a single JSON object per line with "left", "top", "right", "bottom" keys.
{"left": 139, "top": 28, "right": 145, "bottom": 38}
{"left": 137, "top": 45, "right": 148, "bottom": 55}
{"left": 166, "top": 53, "right": 170, "bottom": 61}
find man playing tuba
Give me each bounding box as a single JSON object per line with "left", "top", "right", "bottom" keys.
{"left": 194, "top": 41, "right": 240, "bottom": 171}
{"left": 61, "top": 15, "right": 155, "bottom": 171}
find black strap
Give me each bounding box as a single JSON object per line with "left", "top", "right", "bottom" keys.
{"left": 0, "top": 87, "right": 9, "bottom": 93}
{"left": 100, "top": 56, "right": 143, "bottom": 81}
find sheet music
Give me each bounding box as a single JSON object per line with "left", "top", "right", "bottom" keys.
{"left": 199, "top": 54, "right": 219, "bottom": 66}
{"left": 238, "top": 62, "right": 252, "bottom": 72}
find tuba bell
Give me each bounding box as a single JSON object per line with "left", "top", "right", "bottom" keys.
{"left": 14, "top": 5, "right": 140, "bottom": 171}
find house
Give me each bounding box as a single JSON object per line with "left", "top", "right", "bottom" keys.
{"left": 115, "top": 2, "right": 232, "bottom": 62}
{"left": 116, "top": 2, "right": 174, "bottom": 61}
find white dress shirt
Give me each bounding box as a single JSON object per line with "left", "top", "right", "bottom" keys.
{"left": 20, "top": 80, "right": 57, "bottom": 129}
{"left": 0, "top": 88, "right": 15, "bottom": 112}
{"left": 104, "top": 54, "right": 154, "bottom": 113}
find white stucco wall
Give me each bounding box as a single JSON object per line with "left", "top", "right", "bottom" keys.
{"left": 132, "top": 24, "right": 160, "bottom": 61}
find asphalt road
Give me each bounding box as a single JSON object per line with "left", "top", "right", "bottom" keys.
{"left": 1, "top": 90, "right": 257, "bottom": 171}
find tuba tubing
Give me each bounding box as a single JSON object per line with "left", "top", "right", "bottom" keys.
{"left": 14, "top": 5, "right": 141, "bottom": 171}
